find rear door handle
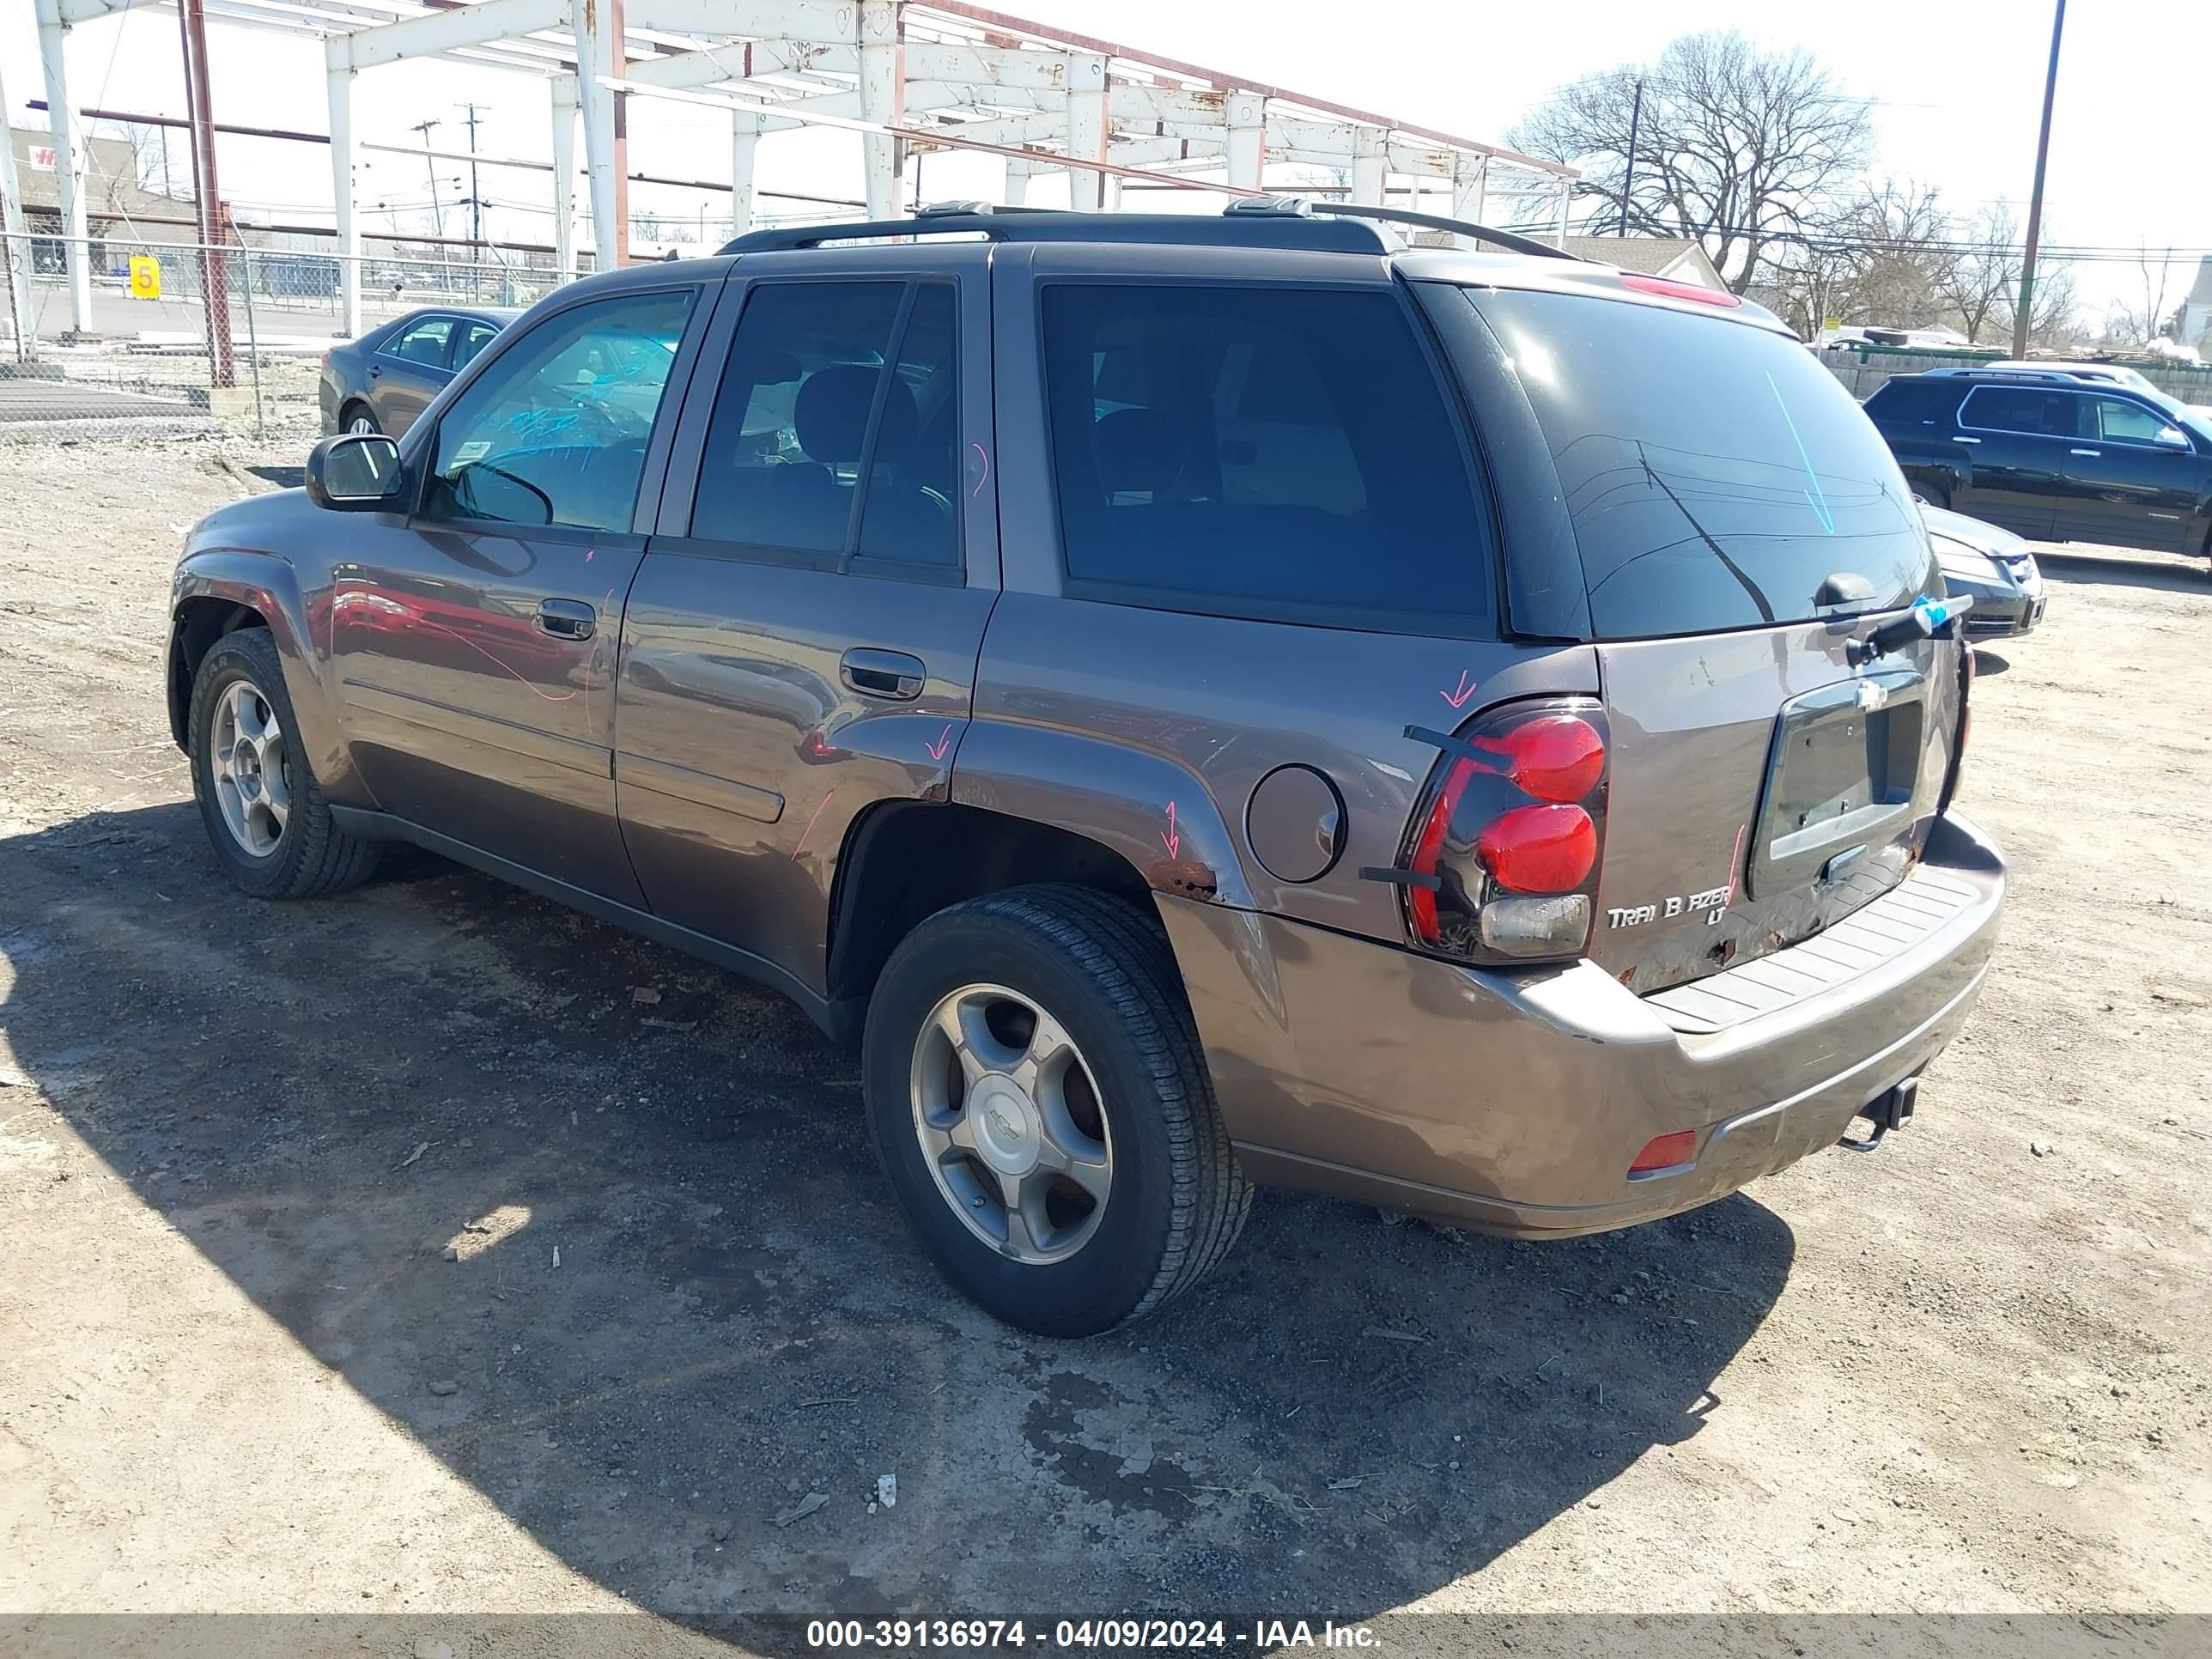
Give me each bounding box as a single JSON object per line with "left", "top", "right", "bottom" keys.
{"left": 537, "top": 598, "right": 596, "bottom": 640}
{"left": 2069, "top": 447, "right": 2101, "bottom": 457}
{"left": 1950, "top": 434, "right": 1980, "bottom": 444}
{"left": 840, "top": 647, "right": 926, "bottom": 701}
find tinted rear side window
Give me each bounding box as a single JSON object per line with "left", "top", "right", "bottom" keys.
{"left": 1041, "top": 283, "right": 1492, "bottom": 631}
{"left": 1460, "top": 288, "right": 1934, "bottom": 640}
{"left": 1960, "top": 386, "right": 2085, "bottom": 438}
{"left": 1863, "top": 378, "right": 1960, "bottom": 425}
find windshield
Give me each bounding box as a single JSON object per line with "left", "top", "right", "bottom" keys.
{"left": 1456, "top": 287, "right": 1936, "bottom": 640}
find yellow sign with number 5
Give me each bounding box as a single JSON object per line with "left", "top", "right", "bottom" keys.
{"left": 128, "top": 255, "right": 161, "bottom": 299}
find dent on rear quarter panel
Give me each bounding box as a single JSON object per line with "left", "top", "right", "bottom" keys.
{"left": 948, "top": 722, "right": 1254, "bottom": 908}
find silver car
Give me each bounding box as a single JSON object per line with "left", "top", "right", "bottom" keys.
{"left": 1922, "top": 505, "right": 2046, "bottom": 639}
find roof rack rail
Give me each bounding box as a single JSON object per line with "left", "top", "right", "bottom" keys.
{"left": 714, "top": 196, "right": 1585, "bottom": 260}
{"left": 1297, "top": 199, "right": 1581, "bottom": 260}
{"left": 718, "top": 200, "right": 1392, "bottom": 256}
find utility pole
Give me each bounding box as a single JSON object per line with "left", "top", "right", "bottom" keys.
{"left": 410, "top": 118, "right": 443, "bottom": 238}
{"left": 458, "top": 101, "right": 484, "bottom": 296}
{"left": 2013, "top": 0, "right": 2066, "bottom": 360}
{"left": 1620, "top": 77, "right": 1644, "bottom": 237}
{"left": 177, "top": 0, "right": 234, "bottom": 388}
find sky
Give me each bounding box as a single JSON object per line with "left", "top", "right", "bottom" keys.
{"left": 4, "top": 0, "right": 2208, "bottom": 323}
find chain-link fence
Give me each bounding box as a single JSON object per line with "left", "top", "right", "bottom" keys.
{"left": 1, "top": 230, "right": 577, "bottom": 444}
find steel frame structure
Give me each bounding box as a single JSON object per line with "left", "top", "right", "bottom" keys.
{"left": 29, "top": 0, "right": 1577, "bottom": 338}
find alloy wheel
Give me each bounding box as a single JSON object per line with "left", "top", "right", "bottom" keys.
{"left": 909, "top": 982, "right": 1113, "bottom": 1264}
{"left": 210, "top": 678, "right": 291, "bottom": 858}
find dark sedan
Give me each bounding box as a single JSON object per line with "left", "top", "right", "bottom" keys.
{"left": 319, "top": 306, "right": 517, "bottom": 437}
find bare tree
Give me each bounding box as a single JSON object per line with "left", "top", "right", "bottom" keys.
{"left": 1994, "top": 261, "right": 2081, "bottom": 351}
{"left": 1935, "top": 202, "right": 2023, "bottom": 345}
{"left": 1510, "top": 32, "right": 1875, "bottom": 294}
{"left": 1765, "top": 180, "right": 1954, "bottom": 338}
{"left": 2103, "top": 246, "right": 2182, "bottom": 346}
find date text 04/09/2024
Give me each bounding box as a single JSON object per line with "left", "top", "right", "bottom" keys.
{"left": 803, "top": 1619, "right": 1382, "bottom": 1649}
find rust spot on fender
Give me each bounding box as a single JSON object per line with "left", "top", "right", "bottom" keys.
{"left": 1148, "top": 858, "right": 1218, "bottom": 902}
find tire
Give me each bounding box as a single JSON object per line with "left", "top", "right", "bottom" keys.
{"left": 340, "top": 402, "right": 380, "bottom": 436}
{"left": 187, "top": 625, "right": 381, "bottom": 900}
{"left": 862, "top": 884, "right": 1252, "bottom": 1337}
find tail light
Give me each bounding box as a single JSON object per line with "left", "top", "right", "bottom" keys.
{"left": 1397, "top": 697, "right": 1609, "bottom": 963}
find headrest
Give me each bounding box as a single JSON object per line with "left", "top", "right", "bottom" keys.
{"left": 1092, "top": 408, "right": 1179, "bottom": 496}
{"left": 793, "top": 364, "right": 917, "bottom": 465}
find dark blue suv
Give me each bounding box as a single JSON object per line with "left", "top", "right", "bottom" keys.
{"left": 1864, "top": 368, "right": 2212, "bottom": 558}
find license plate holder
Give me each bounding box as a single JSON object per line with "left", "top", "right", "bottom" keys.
{"left": 1747, "top": 670, "right": 1923, "bottom": 898}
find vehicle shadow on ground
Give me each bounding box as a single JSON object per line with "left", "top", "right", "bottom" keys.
{"left": 1972, "top": 649, "right": 2012, "bottom": 677}
{"left": 2033, "top": 548, "right": 2208, "bottom": 594}
{"left": 3, "top": 804, "right": 1792, "bottom": 1638}
{"left": 246, "top": 464, "right": 307, "bottom": 490}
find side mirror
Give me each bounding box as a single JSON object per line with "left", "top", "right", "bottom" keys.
{"left": 306, "top": 433, "right": 404, "bottom": 510}
{"left": 2154, "top": 425, "right": 2192, "bottom": 453}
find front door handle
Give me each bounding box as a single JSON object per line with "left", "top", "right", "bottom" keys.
{"left": 537, "top": 598, "right": 596, "bottom": 641}
{"left": 2069, "top": 447, "right": 2101, "bottom": 458}
{"left": 840, "top": 647, "right": 925, "bottom": 701}
{"left": 1950, "top": 434, "right": 1981, "bottom": 444}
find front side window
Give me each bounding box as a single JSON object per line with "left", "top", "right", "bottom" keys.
{"left": 421, "top": 289, "right": 694, "bottom": 533}
{"left": 690, "top": 280, "right": 960, "bottom": 568}
{"left": 1040, "top": 283, "right": 1491, "bottom": 629}
{"left": 1961, "top": 386, "right": 2084, "bottom": 439}
{"left": 386, "top": 315, "right": 453, "bottom": 366}
{"left": 2094, "top": 397, "right": 2179, "bottom": 447}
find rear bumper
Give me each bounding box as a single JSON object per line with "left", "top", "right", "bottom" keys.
{"left": 1162, "top": 811, "right": 2006, "bottom": 1238}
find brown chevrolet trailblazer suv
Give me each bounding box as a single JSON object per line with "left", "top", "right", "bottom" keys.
{"left": 165, "top": 200, "right": 2006, "bottom": 1336}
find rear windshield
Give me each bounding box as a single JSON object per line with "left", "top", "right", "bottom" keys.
{"left": 1863, "top": 377, "right": 1963, "bottom": 425}
{"left": 1460, "top": 288, "right": 1936, "bottom": 640}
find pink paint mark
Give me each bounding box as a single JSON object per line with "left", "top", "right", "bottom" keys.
{"left": 969, "top": 441, "right": 990, "bottom": 499}
{"left": 1158, "top": 800, "right": 1180, "bottom": 860}
{"left": 791, "top": 791, "right": 836, "bottom": 861}
{"left": 1440, "top": 670, "right": 1479, "bottom": 710}
{"left": 926, "top": 723, "right": 954, "bottom": 763}
{"left": 416, "top": 617, "right": 576, "bottom": 702}
{"left": 580, "top": 586, "right": 616, "bottom": 725}
{"left": 584, "top": 548, "right": 595, "bottom": 562}
{"left": 1723, "top": 822, "right": 1748, "bottom": 905}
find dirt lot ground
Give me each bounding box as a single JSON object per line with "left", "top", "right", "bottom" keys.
{"left": 1, "top": 441, "right": 2208, "bottom": 1643}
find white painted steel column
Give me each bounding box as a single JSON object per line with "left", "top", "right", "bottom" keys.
{"left": 1450, "top": 155, "right": 1487, "bottom": 244}
{"left": 33, "top": 0, "right": 91, "bottom": 333}
{"left": 325, "top": 53, "right": 361, "bottom": 337}
{"left": 729, "top": 110, "right": 759, "bottom": 238}
{"left": 1066, "top": 53, "right": 1107, "bottom": 210}
{"left": 1224, "top": 91, "right": 1264, "bottom": 193}
{"left": 1350, "top": 126, "right": 1386, "bottom": 206}
{"left": 857, "top": 0, "right": 900, "bottom": 220}
{"left": 579, "top": 0, "right": 620, "bottom": 267}
{"left": 1449, "top": 163, "right": 1480, "bottom": 222}
{"left": 1002, "top": 155, "right": 1032, "bottom": 207}
{"left": 551, "top": 76, "right": 578, "bottom": 279}
{"left": 1554, "top": 176, "right": 1572, "bottom": 248}
{"left": 0, "top": 49, "right": 39, "bottom": 356}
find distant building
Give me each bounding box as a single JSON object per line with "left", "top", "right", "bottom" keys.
{"left": 1556, "top": 235, "right": 1730, "bottom": 292}
{"left": 8, "top": 125, "right": 191, "bottom": 240}
{"left": 2183, "top": 256, "right": 2212, "bottom": 352}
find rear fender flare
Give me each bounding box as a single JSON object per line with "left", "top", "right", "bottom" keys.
{"left": 948, "top": 722, "right": 1255, "bottom": 912}
{"left": 171, "top": 552, "right": 360, "bottom": 802}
